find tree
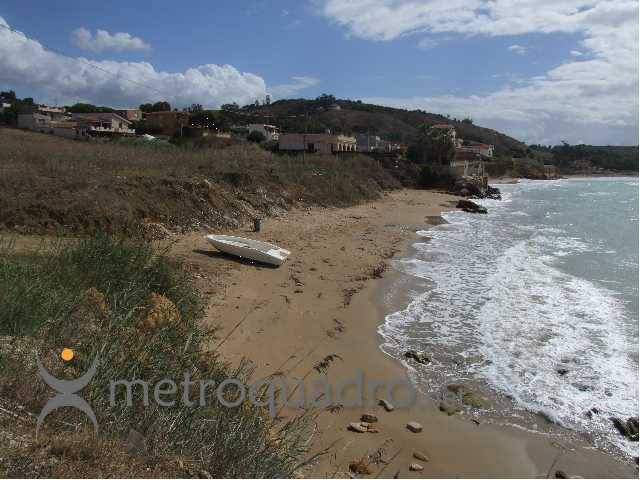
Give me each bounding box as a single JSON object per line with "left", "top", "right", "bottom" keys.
{"left": 0, "top": 90, "right": 16, "bottom": 101}
{"left": 187, "top": 103, "right": 203, "bottom": 113}
{"left": 67, "top": 103, "right": 114, "bottom": 113}
{"left": 247, "top": 130, "right": 266, "bottom": 143}
{"left": 221, "top": 102, "right": 240, "bottom": 112}
{"left": 139, "top": 101, "right": 171, "bottom": 113}
{"left": 408, "top": 125, "right": 455, "bottom": 165}
{"left": 315, "top": 94, "right": 336, "bottom": 106}
{"left": 461, "top": 117, "right": 474, "bottom": 124}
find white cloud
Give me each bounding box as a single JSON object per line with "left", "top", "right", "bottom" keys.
{"left": 0, "top": 17, "right": 266, "bottom": 109}
{"left": 507, "top": 44, "right": 527, "bottom": 55}
{"left": 269, "top": 76, "right": 320, "bottom": 97}
{"left": 570, "top": 49, "right": 584, "bottom": 56}
{"left": 318, "top": 0, "right": 639, "bottom": 145}
{"left": 417, "top": 37, "right": 438, "bottom": 50}
{"left": 72, "top": 27, "right": 151, "bottom": 53}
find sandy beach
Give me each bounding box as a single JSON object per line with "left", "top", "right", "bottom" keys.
{"left": 169, "top": 189, "right": 636, "bottom": 478}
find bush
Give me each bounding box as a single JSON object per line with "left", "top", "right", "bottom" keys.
{"left": 418, "top": 164, "right": 457, "bottom": 188}
{"left": 0, "top": 235, "right": 312, "bottom": 477}
{"left": 247, "top": 130, "right": 266, "bottom": 143}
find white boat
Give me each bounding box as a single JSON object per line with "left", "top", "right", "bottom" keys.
{"left": 204, "top": 234, "right": 291, "bottom": 266}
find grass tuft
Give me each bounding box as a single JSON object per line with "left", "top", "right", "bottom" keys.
{"left": 0, "top": 234, "right": 312, "bottom": 477}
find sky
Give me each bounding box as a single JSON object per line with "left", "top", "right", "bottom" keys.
{"left": 0, "top": 0, "right": 637, "bottom": 145}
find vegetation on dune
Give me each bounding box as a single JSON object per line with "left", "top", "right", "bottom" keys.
{"left": 531, "top": 143, "right": 639, "bottom": 172}
{"left": 0, "top": 235, "right": 313, "bottom": 477}
{"left": 0, "top": 128, "right": 402, "bottom": 235}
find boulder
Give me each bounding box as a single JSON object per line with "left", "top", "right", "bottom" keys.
{"left": 378, "top": 398, "right": 394, "bottom": 412}
{"left": 361, "top": 413, "right": 378, "bottom": 423}
{"left": 439, "top": 401, "right": 460, "bottom": 416}
{"left": 611, "top": 417, "right": 639, "bottom": 441}
{"left": 404, "top": 349, "right": 430, "bottom": 364}
{"left": 485, "top": 186, "right": 502, "bottom": 200}
{"left": 406, "top": 421, "right": 423, "bottom": 433}
{"left": 456, "top": 199, "right": 488, "bottom": 214}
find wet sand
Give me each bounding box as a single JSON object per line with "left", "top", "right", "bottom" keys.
{"left": 169, "top": 189, "right": 636, "bottom": 478}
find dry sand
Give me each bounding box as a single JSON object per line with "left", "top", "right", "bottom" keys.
{"left": 170, "top": 189, "right": 635, "bottom": 479}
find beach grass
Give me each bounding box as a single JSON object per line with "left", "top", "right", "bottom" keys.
{"left": 0, "top": 127, "right": 402, "bottom": 235}
{"left": 0, "top": 234, "right": 313, "bottom": 477}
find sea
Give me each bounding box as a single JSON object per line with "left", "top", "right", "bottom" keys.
{"left": 379, "top": 177, "right": 639, "bottom": 457}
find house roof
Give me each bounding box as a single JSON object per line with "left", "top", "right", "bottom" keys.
{"left": 431, "top": 123, "right": 455, "bottom": 129}
{"left": 71, "top": 112, "right": 131, "bottom": 124}
{"left": 147, "top": 111, "right": 187, "bottom": 116}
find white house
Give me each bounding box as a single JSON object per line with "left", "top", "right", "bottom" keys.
{"left": 279, "top": 133, "right": 357, "bottom": 153}
{"left": 246, "top": 124, "right": 280, "bottom": 141}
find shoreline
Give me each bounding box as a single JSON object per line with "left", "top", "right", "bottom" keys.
{"left": 168, "top": 188, "right": 636, "bottom": 478}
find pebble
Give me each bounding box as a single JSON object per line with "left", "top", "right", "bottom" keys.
{"left": 406, "top": 421, "right": 423, "bottom": 433}
{"left": 413, "top": 451, "right": 429, "bottom": 462}
{"left": 409, "top": 463, "right": 424, "bottom": 471}
{"left": 348, "top": 422, "right": 368, "bottom": 433}
{"left": 361, "top": 413, "right": 378, "bottom": 423}
{"left": 378, "top": 398, "right": 394, "bottom": 412}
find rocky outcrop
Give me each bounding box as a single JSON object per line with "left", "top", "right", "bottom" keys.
{"left": 456, "top": 199, "right": 488, "bottom": 214}
{"left": 611, "top": 416, "right": 639, "bottom": 441}
{"left": 452, "top": 178, "right": 502, "bottom": 200}
{"left": 404, "top": 349, "right": 430, "bottom": 364}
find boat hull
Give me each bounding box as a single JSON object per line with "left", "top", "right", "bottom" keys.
{"left": 205, "top": 235, "right": 290, "bottom": 266}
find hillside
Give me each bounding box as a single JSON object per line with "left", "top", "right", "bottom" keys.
{"left": 530, "top": 144, "right": 639, "bottom": 173}
{"left": 242, "top": 97, "right": 528, "bottom": 158}
{"left": 0, "top": 128, "right": 404, "bottom": 236}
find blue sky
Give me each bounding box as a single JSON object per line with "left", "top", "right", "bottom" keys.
{"left": 0, "top": 1, "right": 637, "bottom": 145}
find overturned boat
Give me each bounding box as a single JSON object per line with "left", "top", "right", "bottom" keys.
{"left": 204, "top": 234, "right": 291, "bottom": 266}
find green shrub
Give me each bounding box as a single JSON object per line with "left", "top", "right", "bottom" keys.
{"left": 418, "top": 164, "right": 456, "bottom": 188}
{"left": 0, "top": 235, "right": 312, "bottom": 477}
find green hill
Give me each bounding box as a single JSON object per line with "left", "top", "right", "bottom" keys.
{"left": 242, "top": 97, "right": 528, "bottom": 158}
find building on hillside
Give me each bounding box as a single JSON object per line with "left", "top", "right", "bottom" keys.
{"left": 246, "top": 124, "right": 280, "bottom": 141}
{"left": 328, "top": 103, "right": 342, "bottom": 111}
{"left": 355, "top": 134, "right": 404, "bottom": 153}
{"left": 115, "top": 108, "right": 143, "bottom": 122}
{"left": 0, "top": 102, "right": 11, "bottom": 113}
{"left": 145, "top": 111, "right": 190, "bottom": 136}
{"left": 18, "top": 112, "right": 54, "bottom": 132}
{"left": 279, "top": 133, "right": 357, "bottom": 153}
{"left": 50, "top": 120, "right": 90, "bottom": 139}
{"left": 18, "top": 104, "right": 67, "bottom": 121}
{"left": 355, "top": 134, "right": 383, "bottom": 152}
{"left": 455, "top": 142, "right": 494, "bottom": 159}
{"left": 429, "top": 124, "right": 458, "bottom": 145}
{"left": 70, "top": 113, "right": 135, "bottom": 135}
{"left": 37, "top": 105, "right": 66, "bottom": 119}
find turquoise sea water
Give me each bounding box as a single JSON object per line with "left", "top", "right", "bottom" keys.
{"left": 380, "top": 177, "right": 639, "bottom": 456}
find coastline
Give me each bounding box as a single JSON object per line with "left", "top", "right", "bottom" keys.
{"left": 167, "top": 189, "right": 636, "bottom": 478}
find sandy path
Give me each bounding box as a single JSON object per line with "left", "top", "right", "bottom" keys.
{"left": 169, "top": 189, "right": 635, "bottom": 478}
